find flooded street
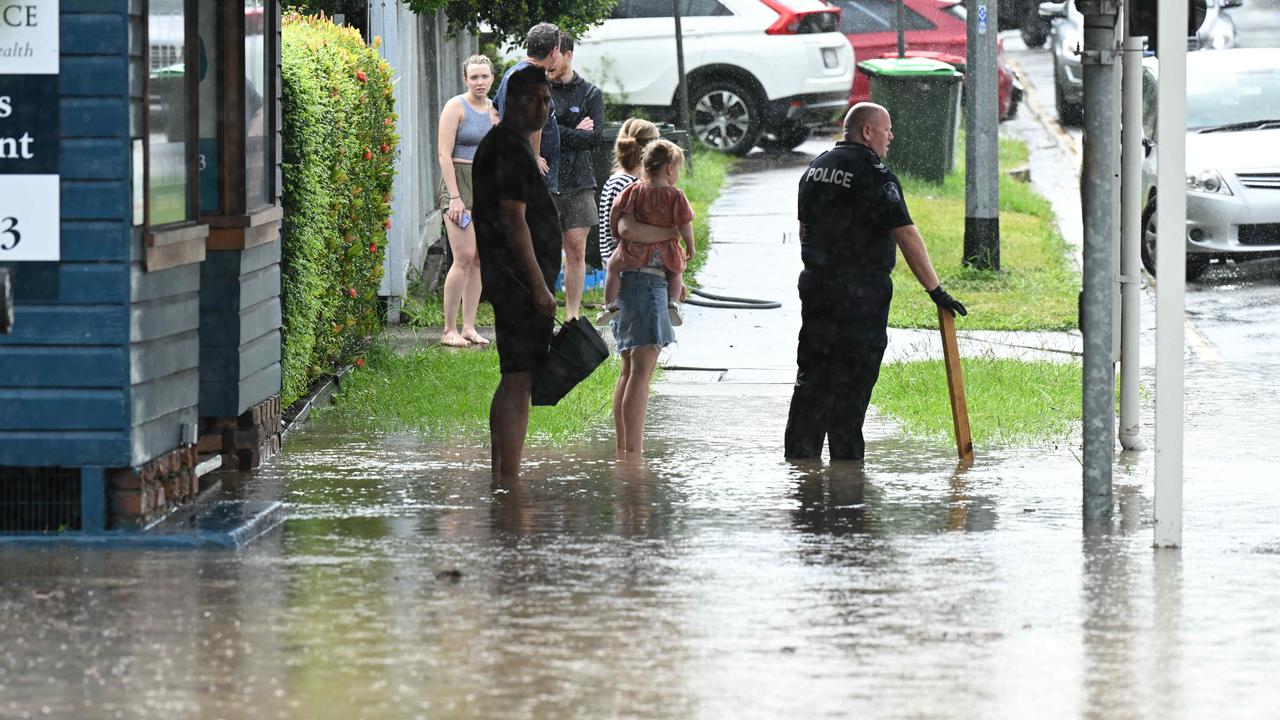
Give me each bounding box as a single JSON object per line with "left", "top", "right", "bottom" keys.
{"left": 5, "top": 373, "right": 1280, "bottom": 718}
{"left": 5, "top": 36, "right": 1280, "bottom": 720}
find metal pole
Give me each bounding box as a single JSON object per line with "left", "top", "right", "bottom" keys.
{"left": 963, "top": 0, "right": 999, "bottom": 270}
{"left": 1118, "top": 33, "right": 1146, "bottom": 452}
{"left": 1076, "top": 0, "right": 1119, "bottom": 520}
{"left": 897, "top": 0, "right": 906, "bottom": 58}
{"left": 673, "top": 0, "right": 694, "bottom": 145}
{"left": 1154, "top": 0, "right": 1188, "bottom": 549}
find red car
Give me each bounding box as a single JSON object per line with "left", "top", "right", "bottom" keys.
{"left": 836, "top": 0, "right": 1022, "bottom": 120}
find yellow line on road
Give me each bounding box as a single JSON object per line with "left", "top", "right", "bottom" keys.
{"left": 1007, "top": 57, "right": 1081, "bottom": 158}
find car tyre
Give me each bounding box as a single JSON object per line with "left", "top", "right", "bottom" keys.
{"left": 758, "top": 123, "right": 809, "bottom": 151}
{"left": 1141, "top": 197, "right": 1210, "bottom": 281}
{"left": 690, "top": 79, "right": 762, "bottom": 156}
{"left": 1054, "top": 58, "right": 1083, "bottom": 125}
{"left": 1021, "top": 9, "right": 1049, "bottom": 49}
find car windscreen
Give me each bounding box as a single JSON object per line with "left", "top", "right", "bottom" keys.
{"left": 1187, "top": 63, "right": 1280, "bottom": 131}
{"left": 838, "top": 0, "right": 935, "bottom": 34}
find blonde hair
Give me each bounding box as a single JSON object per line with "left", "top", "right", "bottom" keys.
{"left": 462, "top": 54, "right": 494, "bottom": 76}
{"left": 640, "top": 138, "right": 685, "bottom": 179}
{"left": 613, "top": 117, "right": 660, "bottom": 173}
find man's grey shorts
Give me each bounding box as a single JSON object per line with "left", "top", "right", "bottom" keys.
{"left": 552, "top": 188, "right": 599, "bottom": 232}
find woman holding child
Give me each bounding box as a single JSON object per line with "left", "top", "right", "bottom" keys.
{"left": 598, "top": 119, "right": 695, "bottom": 456}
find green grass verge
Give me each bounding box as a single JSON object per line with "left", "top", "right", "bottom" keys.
{"left": 316, "top": 343, "right": 622, "bottom": 444}
{"left": 872, "top": 357, "right": 1082, "bottom": 444}
{"left": 681, "top": 148, "right": 736, "bottom": 283}
{"left": 890, "top": 137, "right": 1080, "bottom": 331}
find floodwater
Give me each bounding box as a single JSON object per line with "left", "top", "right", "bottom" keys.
{"left": 5, "top": 58, "right": 1280, "bottom": 717}
{"left": 3, "top": 362, "right": 1280, "bottom": 719}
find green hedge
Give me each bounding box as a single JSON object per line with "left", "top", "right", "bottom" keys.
{"left": 280, "top": 13, "right": 398, "bottom": 406}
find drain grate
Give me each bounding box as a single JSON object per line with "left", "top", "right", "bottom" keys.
{"left": 0, "top": 467, "right": 80, "bottom": 533}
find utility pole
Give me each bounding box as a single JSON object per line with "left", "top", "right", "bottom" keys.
{"left": 1118, "top": 29, "right": 1145, "bottom": 452}
{"left": 1153, "top": 0, "right": 1189, "bottom": 548}
{"left": 1076, "top": 0, "right": 1120, "bottom": 521}
{"left": 963, "top": 0, "right": 1000, "bottom": 270}
{"left": 896, "top": 0, "right": 906, "bottom": 57}
{"left": 673, "top": 0, "right": 694, "bottom": 145}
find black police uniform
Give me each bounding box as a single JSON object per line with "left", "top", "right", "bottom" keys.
{"left": 784, "top": 141, "right": 913, "bottom": 460}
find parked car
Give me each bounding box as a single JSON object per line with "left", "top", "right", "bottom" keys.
{"left": 967, "top": 0, "right": 1052, "bottom": 49}
{"left": 1041, "top": 0, "right": 1241, "bottom": 125}
{"left": 566, "top": 0, "right": 855, "bottom": 154}
{"left": 836, "top": 0, "right": 1021, "bottom": 122}
{"left": 1140, "top": 49, "right": 1280, "bottom": 280}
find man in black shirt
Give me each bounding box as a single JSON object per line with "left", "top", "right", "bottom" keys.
{"left": 473, "top": 65, "right": 562, "bottom": 478}
{"left": 784, "top": 102, "right": 968, "bottom": 461}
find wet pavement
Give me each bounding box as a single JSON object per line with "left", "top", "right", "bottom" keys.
{"left": 4, "top": 36, "right": 1280, "bottom": 720}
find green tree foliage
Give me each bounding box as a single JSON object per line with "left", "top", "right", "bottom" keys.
{"left": 405, "top": 0, "right": 619, "bottom": 44}
{"left": 280, "top": 13, "right": 399, "bottom": 406}
{"left": 281, "top": 1, "right": 368, "bottom": 33}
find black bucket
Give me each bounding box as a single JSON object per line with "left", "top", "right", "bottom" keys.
{"left": 531, "top": 316, "right": 610, "bottom": 406}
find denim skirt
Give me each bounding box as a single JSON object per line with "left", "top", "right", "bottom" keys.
{"left": 611, "top": 270, "right": 675, "bottom": 353}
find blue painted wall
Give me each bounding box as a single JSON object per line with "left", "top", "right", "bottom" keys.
{"left": 0, "top": 2, "right": 133, "bottom": 468}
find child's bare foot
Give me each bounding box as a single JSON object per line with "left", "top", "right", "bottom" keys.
{"left": 461, "top": 329, "right": 489, "bottom": 346}
{"left": 595, "top": 302, "right": 620, "bottom": 326}
{"left": 667, "top": 301, "right": 683, "bottom": 327}
{"left": 440, "top": 331, "right": 470, "bottom": 348}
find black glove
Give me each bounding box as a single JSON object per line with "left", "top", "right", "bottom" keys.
{"left": 928, "top": 285, "right": 968, "bottom": 317}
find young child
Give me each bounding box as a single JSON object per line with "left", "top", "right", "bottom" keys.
{"left": 597, "top": 139, "right": 696, "bottom": 326}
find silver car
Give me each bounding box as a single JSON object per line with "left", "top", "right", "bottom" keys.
{"left": 1140, "top": 49, "right": 1280, "bottom": 280}
{"left": 1039, "top": 0, "right": 1241, "bottom": 125}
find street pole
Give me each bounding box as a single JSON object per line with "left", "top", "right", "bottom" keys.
{"left": 1118, "top": 32, "right": 1146, "bottom": 452}
{"left": 897, "top": 0, "right": 906, "bottom": 58}
{"left": 1154, "top": 0, "right": 1188, "bottom": 548}
{"left": 963, "top": 0, "right": 999, "bottom": 271}
{"left": 673, "top": 0, "right": 694, "bottom": 148}
{"left": 1076, "top": 0, "right": 1119, "bottom": 521}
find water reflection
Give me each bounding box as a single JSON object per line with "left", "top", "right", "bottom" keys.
{"left": 790, "top": 460, "right": 870, "bottom": 536}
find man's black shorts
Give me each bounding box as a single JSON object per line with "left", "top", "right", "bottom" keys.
{"left": 487, "top": 277, "right": 554, "bottom": 375}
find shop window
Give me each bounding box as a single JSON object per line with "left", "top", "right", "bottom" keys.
{"left": 147, "top": 0, "right": 195, "bottom": 227}
{"left": 244, "top": 0, "right": 272, "bottom": 209}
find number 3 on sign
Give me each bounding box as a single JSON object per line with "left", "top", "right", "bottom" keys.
{"left": 0, "top": 217, "right": 18, "bottom": 250}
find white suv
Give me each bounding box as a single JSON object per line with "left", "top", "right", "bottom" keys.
{"left": 572, "top": 0, "right": 855, "bottom": 154}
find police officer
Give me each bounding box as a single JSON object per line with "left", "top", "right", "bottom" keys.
{"left": 784, "top": 102, "right": 967, "bottom": 461}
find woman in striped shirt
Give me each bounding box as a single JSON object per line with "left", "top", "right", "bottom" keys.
{"left": 596, "top": 118, "right": 660, "bottom": 268}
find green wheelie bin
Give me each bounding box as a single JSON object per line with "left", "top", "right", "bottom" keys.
{"left": 856, "top": 57, "right": 962, "bottom": 183}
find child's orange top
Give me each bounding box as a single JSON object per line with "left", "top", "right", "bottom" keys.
{"left": 608, "top": 182, "right": 696, "bottom": 248}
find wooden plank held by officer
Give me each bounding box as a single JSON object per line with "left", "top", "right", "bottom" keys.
{"left": 784, "top": 102, "right": 968, "bottom": 462}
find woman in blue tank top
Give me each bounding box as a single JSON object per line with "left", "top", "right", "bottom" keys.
{"left": 436, "top": 54, "right": 499, "bottom": 347}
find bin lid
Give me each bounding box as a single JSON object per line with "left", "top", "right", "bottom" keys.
{"left": 857, "top": 57, "right": 959, "bottom": 78}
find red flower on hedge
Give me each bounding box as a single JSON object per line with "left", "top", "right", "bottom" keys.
{"left": 379, "top": 143, "right": 390, "bottom": 154}
{"left": 363, "top": 148, "right": 373, "bottom": 160}
{"left": 356, "top": 71, "right": 367, "bottom": 83}
{"left": 384, "top": 117, "right": 394, "bottom": 126}
{"left": 370, "top": 242, "right": 379, "bottom": 253}
{"left": 355, "top": 357, "right": 365, "bottom": 368}
{"left": 347, "top": 287, "right": 357, "bottom": 298}
{"left": 383, "top": 219, "right": 392, "bottom": 230}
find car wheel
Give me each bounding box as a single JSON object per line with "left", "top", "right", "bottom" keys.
{"left": 1021, "top": 9, "right": 1049, "bottom": 49}
{"left": 1054, "top": 61, "right": 1083, "bottom": 125}
{"left": 1141, "top": 197, "right": 1210, "bottom": 281}
{"left": 758, "top": 123, "right": 809, "bottom": 151}
{"left": 691, "top": 79, "right": 762, "bottom": 156}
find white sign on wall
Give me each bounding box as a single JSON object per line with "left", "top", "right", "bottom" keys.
{"left": 0, "top": 0, "right": 59, "bottom": 262}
